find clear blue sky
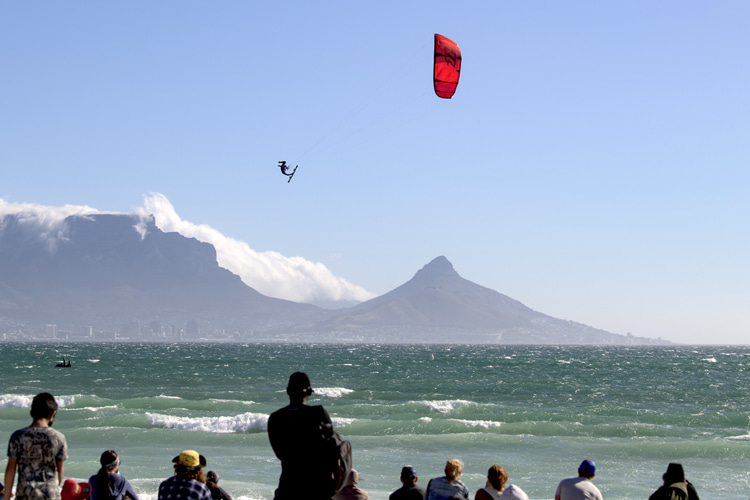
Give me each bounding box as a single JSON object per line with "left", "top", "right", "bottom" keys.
{"left": 2, "top": 2, "right": 748, "bottom": 344}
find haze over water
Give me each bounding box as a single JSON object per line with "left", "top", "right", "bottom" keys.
{"left": 1, "top": 343, "right": 748, "bottom": 499}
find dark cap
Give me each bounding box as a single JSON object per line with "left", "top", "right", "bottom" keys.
{"left": 579, "top": 459, "right": 596, "bottom": 477}
{"left": 287, "top": 372, "right": 313, "bottom": 396}
{"left": 206, "top": 471, "right": 219, "bottom": 482}
{"left": 401, "top": 466, "right": 417, "bottom": 480}
{"left": 663, "top": 463, "right": 685, "bottom": 483}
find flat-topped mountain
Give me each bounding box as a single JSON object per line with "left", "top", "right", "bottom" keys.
{"left": 0, "top": 213, "right": 323, "bottom": 336}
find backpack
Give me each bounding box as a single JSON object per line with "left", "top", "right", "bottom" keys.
{"left": 327, "top": 428, "right": 353, "bottom": 494}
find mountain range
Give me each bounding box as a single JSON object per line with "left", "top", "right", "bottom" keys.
{"left": 0, "top": 212, "right": 662, "bottom": 344}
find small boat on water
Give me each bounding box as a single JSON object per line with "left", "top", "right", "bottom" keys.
{"left": 55, "top": 356, "right": 72, "bottom": 368}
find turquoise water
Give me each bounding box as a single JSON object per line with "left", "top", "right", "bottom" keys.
{"left": 1, "top": 343, "right": 749, "bottom": 500}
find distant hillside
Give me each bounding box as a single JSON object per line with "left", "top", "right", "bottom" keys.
{"left": 285, "top": 256, "right": 662, "bottom": 344}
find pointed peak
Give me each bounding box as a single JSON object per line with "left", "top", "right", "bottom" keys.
{"left": 414, "top": 256, "right": 458, "bottom": 279}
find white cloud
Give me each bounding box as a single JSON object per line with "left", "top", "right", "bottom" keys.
{"left": 0, "top": 195, "right": 376, "bottom": 306}
{"left": 135, "top": 193, "right": 376, "bottom": 305}
{"left": 0, "top": 199, "right": 103, "bottom": 252}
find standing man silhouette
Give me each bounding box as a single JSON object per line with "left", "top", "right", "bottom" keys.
{"left": 268, "top": 372, "right": 337, "bottom": 500}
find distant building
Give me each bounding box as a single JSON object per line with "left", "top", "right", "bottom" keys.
{"left": 121, "top": 321, "right": 142, "bottom": 339}
{"left": 45, "top": 324, "right": 57, "bottom": 339}
{"left": 185, "top": 320, "right": 200, "bottom": 338}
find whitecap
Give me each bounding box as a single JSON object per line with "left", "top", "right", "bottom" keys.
{"left": 0, "top": 394, "right": 33, "bottom": 408}
{"left": 314, "top": 387, "right": 354, "bottom": 398}
{"left": 452, "top": 419, "right": 502, "bottom": 429}
{"left": 66, "top": 405, "right": 119, "bottom": 412}
{"left": 702, "top": 357, "right": 718, "bottom": 363}
{"left": 331, "top": 417, "right": 355, "bottom": 427}
{"left": 0, "top": 394, "right": 75, "bottom": 409}
{"left": 421, "top": 400, "right": 472, "bottom": 413}
{"left": 54, "top": 395, "right": 76, "bottom": 407}
{"left": 146, "top": 411, "right": 269, "bottom": 433}
{"left": 210, "top": 398, "right": 255, "bottom": 405}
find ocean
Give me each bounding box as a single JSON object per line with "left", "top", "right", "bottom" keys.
{"left": 1, "top": 343, "right": 748, "bottom": 500}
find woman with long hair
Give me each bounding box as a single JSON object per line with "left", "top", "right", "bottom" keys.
{"left": 89, "top": 450, "right": 139, "bottom": 500}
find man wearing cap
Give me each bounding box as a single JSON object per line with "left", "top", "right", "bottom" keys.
{"left": 389, "top": 466, "right": 425, "bottom": 500}
{"left": 158, "top": 451, "right": 211, "bottom": 500}
{"left": 648, "top": 463, "right": 700, "bottom": 500}
{"left": 268, "top": 372, "right": 339, "bottom": 500}
{"left": 554, "top": 460, "right": 602, "bottom": 500}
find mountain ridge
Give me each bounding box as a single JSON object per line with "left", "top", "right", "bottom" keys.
{"left": 280, "top": 256, "right": 659, "bottom": 344}
{"left": 0, "top": 213, "right": 662, "bottom": 344}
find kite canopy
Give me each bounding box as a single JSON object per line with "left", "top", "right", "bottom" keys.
{"left": 433, "top": 34, "right": 462, "bottom": 99}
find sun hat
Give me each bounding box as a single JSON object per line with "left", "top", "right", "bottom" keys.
{"left": 61, "top": 480, "right": 91, "bottom": 500}
{"left": 172, "top": 450, "right": 207, "bottom": 469}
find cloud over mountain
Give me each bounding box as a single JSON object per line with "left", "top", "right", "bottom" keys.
{"left": 0, "top": 194, "right": 376, "bottom": 306}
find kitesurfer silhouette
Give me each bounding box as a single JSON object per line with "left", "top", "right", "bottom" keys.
{"left": 278, "top": 161, "right": 298, "bottom": 182}
{"left": 55, "top": 357, "right": 71, "bottom": 368}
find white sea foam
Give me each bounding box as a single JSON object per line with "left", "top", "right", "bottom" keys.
{"left": 146, "top": 412, "right": 269, "bottom": 433}
{"left": 314, "top": 387, "right": 354, "bottom": 398}
{"left": 0, "top": 394, "right": 33, "bottom": 408}
{"left": 0, "top": 394, "right": 75, "bottom": 409}
{"left": 210, "top": 398, "right": 255, "bottom": 405}
{"left": 421, "top": 400, "right": 472, "bottom": 413}
{"left": 331, "top": 417, "right": 355, "bottom": 427}
{"left": 452, "top": 418, "right": 503, "bottom": 429}
{"left": 728, "top": 434, "right": 750, "bottom": 441}
{"left": 702, "top": 357, "right": 718, "bottom": 363}
{"left": 66, "top": 405, "right": 119, "bottom": 412}
{"left": 419, "top": 417, "right": 432, "bottom": 422}
{"left": 56, "top": 395, "right": 76, "bottom": 407}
